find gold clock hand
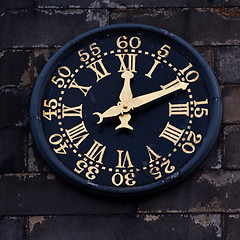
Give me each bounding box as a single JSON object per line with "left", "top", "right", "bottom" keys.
{"left": 93, "top": 104, "right": 133, "bottom": 129}
{"left": 115, "top": 114, "right": 133, "bottom": 130}
{"left": 119, "top": 70, "right": 134, "bottom": 102}
{"left": 93, "top": 70, "right": 135, "bottom": 128}
{"left": 116, "top": 70, "right": 134, "bottom": 130}
{"left": 93, "top": 105, "right": 122, "bottom": 124}
{"left": 128, "top": 81, "right": 189, "bottom": 110}
{"left": 93, "top": 79, "right": 188, "bottom": 128}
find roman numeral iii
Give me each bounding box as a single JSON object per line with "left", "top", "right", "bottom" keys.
{"left": 159, "top": 122, "right": 184, "bottom": 145}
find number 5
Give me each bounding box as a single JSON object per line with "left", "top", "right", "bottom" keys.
{"left": 78, "top": 49, "right": 90, "bottom": 62}
{"left": 157, "top": 44, "right": 171, "bottom": 58}
{"left": 89, "top": 42, "right": 101, "bottom": 56}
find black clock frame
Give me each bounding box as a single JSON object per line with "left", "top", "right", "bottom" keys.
{"left": 30, "top": 23, "right": 222, "bottom": 196}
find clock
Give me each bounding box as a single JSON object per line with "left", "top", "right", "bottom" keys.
{"left": 30, "top": 24, "right": 222, "bottom": 196}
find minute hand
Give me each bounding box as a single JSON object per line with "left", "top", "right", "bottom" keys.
{"left": 128, "top": 81, "right": 189, "bottom": 109}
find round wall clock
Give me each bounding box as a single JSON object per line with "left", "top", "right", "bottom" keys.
{"left": 30, "top": 24, "right": 222, "bottom": 196}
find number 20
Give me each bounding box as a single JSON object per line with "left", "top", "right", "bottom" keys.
{"left": 182, "top": 131, "right": 202, "bottom": 154}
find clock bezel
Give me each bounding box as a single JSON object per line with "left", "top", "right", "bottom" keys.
{"left": 30, "top": 23, "right": 222, "bottom": 196}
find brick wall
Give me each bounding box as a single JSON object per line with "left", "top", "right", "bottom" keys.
{"left": 1, "top": 1, "right": 240, "bottom": 239}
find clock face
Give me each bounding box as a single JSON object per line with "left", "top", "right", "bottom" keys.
{"left": 30, "top": 24, "right": 222, "bottom": 196}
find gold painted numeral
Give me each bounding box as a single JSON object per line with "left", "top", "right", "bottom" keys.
{"left": 51, "top": 66, "right": 71, "bottom": 88}
{"left": 74, "top": 160, "right": 87, "bottom": 174}
{"left": 179, "top": 62, "right": 199, "bottom": 82}
{"left": 159, "top": 122, "right": 184, "bottom": 145}
{"left": 150, "top": 158, "right": 175, "bottom": 180}
{"left": 161, "top": 159, "right": 175, "bottom": 174}
{"left": 74, "top": 159, "right": 99, "bottom": 180}
{"left": 150, "top": 159, "right": 175, "bottom": 180}
{"left": 169, "top": 102, "right": 189, "bottom": 116}
{"left": 161, "top": 76, "right": 181, "bottom": 90}
{"left": 194, "top": 99, "right": 208, "bottom": 118}
{"left": 111, "top": 172, "right": 136, "bottom": 186}
{"left": 145, "top": 59, "right": 161, "bottom": 78}
{"left": 116, "top": 36, "right": 141, "bottom": 49}
{"left": 58, "top": 66, "right": 71, "bottom": 77}
{"left": 84, "top": 140, "right": 106, "bottom": 164}
{"left": 69, "top": 79, "right": 92, "bottom": 96}
{"left": 146, "top": 146, "right": 161, "bottom": 164}
{"left": 62, "top": 104, "right": 83, "bottom": 118}
{"left": 157, "top": 44, "right": 171, "bottom": 58}
{"left": 43, "top": 99, "right": 58, "bottom": 121}
{"left": 115, "top": 53, "right": 137, "bottom": 73}
{"left": 182, "top": 130, "right": 202, "bottom": 154}
{"left": 150, "top": 167, "right": 162, "bottom": 180}
{"left": 86, "top": 59, "right": 111, "bottom": 82}
{"left": 49, "top": 133, "right": 68, "bottom": 154}
{"left": 116, "top": 150, "right": 134, "bottom": 168}
{"left": 78, "top": 42, "right": 101, "bottom": 62}
{"left": 65, "top": 122, "right": 89, "bottom": 148}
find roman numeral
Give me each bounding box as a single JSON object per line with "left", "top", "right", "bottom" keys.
{"left": 84, "top": 140, "right": 106, "bottom": 164}
{"left": 69, "top": 79, "right": 92, "bottom": 97}
{"left": 86, "top": 59, "right": 111, "bottom": 82}
{"left": 116, "top": 150, "right": 134, "bottom": 168}
{"left": 159, "top": 122, "right": 184, "bottom": 145}
{"left": 146, "top": 146, "right": 161, "bottom": 164}
{"left": 65, "top": 122, "right": 89, "bottom": 148}
{"left": 62, "top": 104, "right": 83, "bottom": 118}
{"left": 115, "top": 53, "right": 137, "bottom": 73}
{"left": 145, "top": 59, "right": 161, "bottom": 78}
{"left": 161, "top": 76, "right": 181, "bottom": 90}
{"left": 169, "top": 102, "right": 189, "bottom": 116}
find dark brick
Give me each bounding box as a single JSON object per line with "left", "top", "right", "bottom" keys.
{"left": 196, "top": 46, "right": 214, "bottom": 69}
{"left": 0, "top": 88, "right": 31, "bottom": 127}
{"left": 188, "top": 0, "right": 223, "bottom": 7}
{"left": 0, "top": 0, "right": 35, "bottom": 14}
{"left": 37, "top": 0, "right": 187, "bottom": 8}
{"left": 137, "top": 170, "right": 240, "bottom": 213}
{"left": 0, "top": 127, "right": 28, "bottom": 173}
{"left": 0, "top": 173, "right": 136, "bottom": 215}
{"left": 29, "top": 214, "right": 221, "bottom": 240}
{"left": 224, "top": 214, "right": 240, "bottom": 240}
{"left": 200, "top": 137, "right": 222, "bottom": 170}
{"left": 28, "top": 133, "right": 50, "bottom": 172}
{"left": 32, "top": 49, "right": 57, "bottom": 84}
{"left": 0, "top": 216, "right": 27, "bottom": 240}
{"left": 223, "top": 125, "right": 240, "bottom": 169}
{"left": 224, "top": 0, "right": 240, "bottom": 7}
{"left": 0, "top": 9, "right": 109, "bottom": 51}
{"left": 222, "top": 85, "right": 240, "bottom": 124}
{"left": 0, "top": 50, "right": 32, "bottom": 87}
{"left": 215, "top": 46, "right": 240, "bottom": 84}
{"left": 110, "top": 8, "right": 240, "bottom": 46}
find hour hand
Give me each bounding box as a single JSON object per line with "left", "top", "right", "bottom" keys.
{"left": 119, "top": 70, "right": 134, "bottom": 102}
{"left": 93, "top": 70, "right": 135, "bottom": 129}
